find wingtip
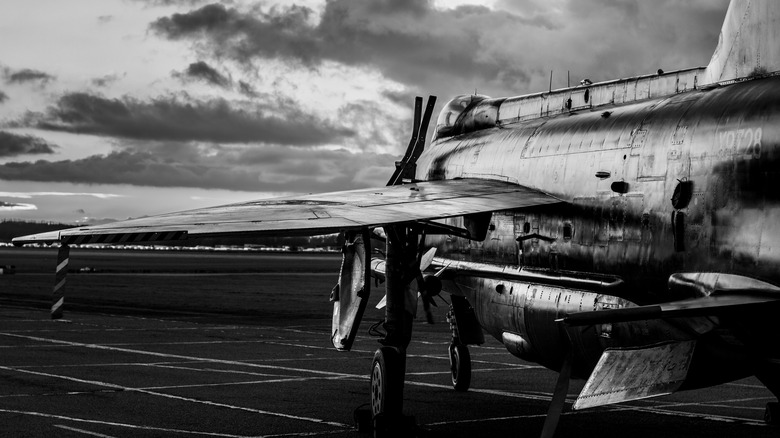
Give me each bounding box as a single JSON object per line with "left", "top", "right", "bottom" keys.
{"left": 11, "top": 230, "right": 61, "bottom": 246}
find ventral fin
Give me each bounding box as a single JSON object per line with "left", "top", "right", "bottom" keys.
{"left": 574, "top": 340, "right": 696, "bottom": 410}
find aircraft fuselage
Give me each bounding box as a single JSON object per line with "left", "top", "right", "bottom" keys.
{"left": 417, "top": 75, "right": 780, "bottom": 387}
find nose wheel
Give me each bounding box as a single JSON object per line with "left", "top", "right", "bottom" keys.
{"left": 449, "top": 343, "right": 471, "bottom": 391}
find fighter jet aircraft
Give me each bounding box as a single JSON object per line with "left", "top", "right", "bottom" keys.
{"left": 13, "top": 0, "right": 780, "bottom": 436}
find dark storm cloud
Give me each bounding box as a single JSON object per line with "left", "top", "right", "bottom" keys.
{"left": 238, "top": 80, "right": 259, "bottom": 98}
{"left": 173, "top": 61, "right": 231, "bottom": 87}
{"left": 0, "top": 90, "right": 7, "bottom": 103}
{"left": 91, "top": 73, "right": 125, "bottom": 87}
{"left": 0, "top": 144, "right": 395, "bottom": 192}
{"left": 149, "top": 1, "right": 537, "bottom": 94}
{"left": 0, "top": 151, "right": 257, "bottom": 190}
{"left": 0, "top": 131, "right": 57, "bottom": 157}
{"left": 493, "top": 0, "right": 729, "bottom": 86}
{"left": 128, "top": 0, "right": 212, "bottom": 7}
{"left": 3, "top": 67, "right": 55, "bottom": 85}
{"left": 26, "top": 92, "right": 354, "bottom": 145}
{"left": 150, "top": 0, "right": 730, "bottom": 98}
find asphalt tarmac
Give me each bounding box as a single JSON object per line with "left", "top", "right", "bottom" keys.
{"left": 0, "top": 249, "right": 778, "bottom": 437}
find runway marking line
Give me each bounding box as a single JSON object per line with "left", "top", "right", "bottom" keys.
{"left": 0, "top": 408, "right": 330, "bottom": 437}
{"left": 404, "top": 381, "right": 769, "bottom": 426}
{"left": 54, "top": 424, "right": 118, "bottom": 438}
{"left": 426, "top": 413, "right": 549, "bottom": 426}
{"left": 0, "top": 365, "right": 351, "bottom": 429}
{"left": 139, "top": 375, "right": 358, "bottom": 391}
{"left": 629, "top": 396, "right": 774, "bottom": 412}
{"left": 407, "top": 367, "right": 530, "bottom": 376}
{"left": 140, "top": 363, "right": 292, "bottom": 378}
{"left": 0, "top": 332, "right": 356, "bottom": 378}
{"left": 605, "top": 403, "right": 768, "bottom": 426}
{"left": 0, "top": 330, "right": 771, "bottom": 429}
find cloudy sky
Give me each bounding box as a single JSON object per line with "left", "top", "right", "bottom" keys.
{"left": 0, "top": 0, "right": 729, "bottom": 224}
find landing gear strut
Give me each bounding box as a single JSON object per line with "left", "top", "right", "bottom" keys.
{"left": 369, "top": 225, "right": 419, "bottom": 435}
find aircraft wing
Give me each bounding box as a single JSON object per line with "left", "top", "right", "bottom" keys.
{"left": 12, "top": 178, "right": 561, "bottom": 245}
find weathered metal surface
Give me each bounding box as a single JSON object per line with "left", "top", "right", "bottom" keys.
{"left": 573, "top": 341, "right": 696, "bottom": 410}
{"left": 331, "top": 231, "right": 370, "bottom": 351}
{"left": 421, "top": 75, "right": 780, "bottom": 296}
{"left": 12, "top": 179, "right": 561, "bottom": 245}
{"left": 703, "top": 0, "right": 780, "bottom": 83}
{"left": 563, "top": 292, "right": 780, "bottom": 326}
{"left": 440, "top": 268, "right": 698, "bottom": 378}
{"left": 419, "top": 75, "right": 780, "bottom": 389}
{"left": 489, "top": 68, "right": 705, "bottom": 128}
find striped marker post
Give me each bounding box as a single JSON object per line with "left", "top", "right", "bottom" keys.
{"left": 52, "top": 243, "right": 69, "bottom": 319}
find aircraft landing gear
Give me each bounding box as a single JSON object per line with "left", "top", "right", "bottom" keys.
{"left": 449, "top": 342, "right": 471, "bottom": 391}
{"left": 766, "top": 402, "right": 780, "bottom": 425}
{"left": 370, "top": 346, "right": 404, "bottom": 418}
{"left": 446, "top": 295, "right": 483, "bottom": 392}
{"left": 368, "top": 225, "right": 419, "bottom": 436}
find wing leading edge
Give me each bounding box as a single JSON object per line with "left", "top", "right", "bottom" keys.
{"left": 13, "top": 179, "right": 562, "bottom": 245}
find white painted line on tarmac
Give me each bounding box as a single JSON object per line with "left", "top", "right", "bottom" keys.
{"left": 0, "top": 332, "right": 358, "bottom": 378}
{"left": 0, "top": 408, "right": 282, "bottom": 437}
{"left": 410, "top": 353, "right": 542, "bottom": 368}
{"left": 426, "top": 413, "right": 549, "bottom": 426}
{"left": 141, "top": 363, "right": 290, "bottom": 378}
{"left": 406, "top": 380, "right": 561, "bottom": 403}
{"left": 407, "top": 367, "right": 531, "bottom": 376}
{"left": 0, "top": 331, "right": 558, "bottom": 406}
{"left": 406, "top": 380, "right": 770, "bottom": 427}
{"left": 2, "top": 331, "right": 767, "bottom": 428}
{"left": 726, "top": 382, "right": 766, "bottom": 389}
{"left": 1, "top": 325, "right": 272, "bottom": 334}
{"left": 607, "top": 403, "right": 768, "bottom": 426}
{"left": 139, "top": 375, "right": 357, "bottom": 391}
{"left": 54, "top": 424, "right": 118, "bottom": 437}
{"left": 0, "top": 365, "right": 351, "bottom": 429}
{"left": 630, "top": 396, "right": 774, "bottom": 412}
{"left": 262, "top": 340, "right": 366, "bottom": 352}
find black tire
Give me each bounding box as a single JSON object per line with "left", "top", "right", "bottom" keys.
{"left": 371, "top": 347, "right": 403, "bottom": 418}
{"left": 449, "top": 343, "right": 471, "bottom": 391}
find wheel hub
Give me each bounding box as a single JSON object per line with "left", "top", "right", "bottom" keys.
{"left": 371, "top": 362, "right": 383, "bottom": 416}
